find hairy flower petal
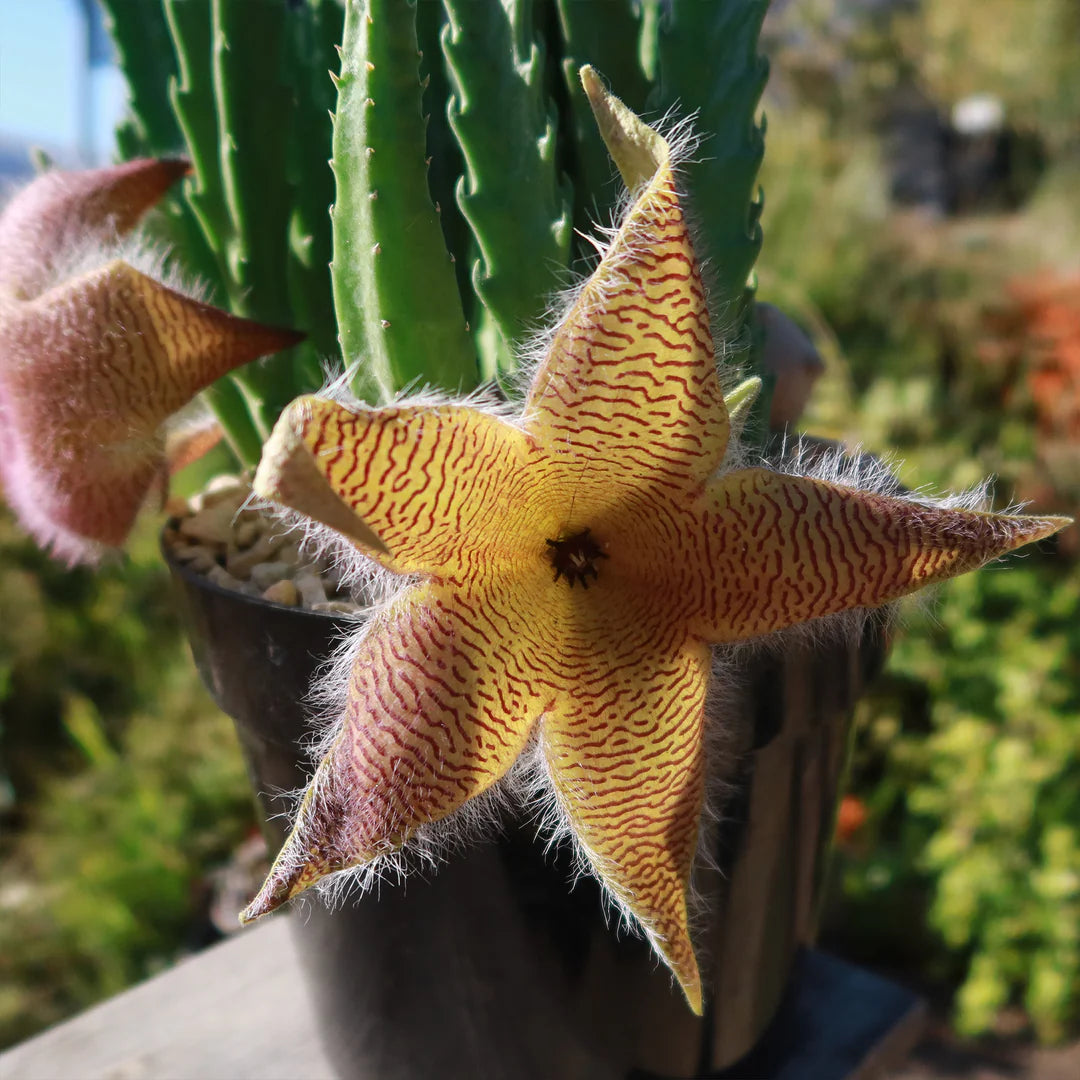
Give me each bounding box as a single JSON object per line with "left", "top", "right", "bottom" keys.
{"left": 543, "top": 634, "right": 710, "bottom": 1014}
{"left": 695, "top": 469, "right": 1070, "bottom": 643}
{"left": 249, "top": 71, "right": 1071, "bottom": 1012}
{"left": 525, "top": 152, "right": 728, "bottom": 495}
{"left": 1, "top": 261, "right": 301, "bottom": 562}
{"left": 0, "top": 158, "right": 189, "bottom": 299}
{"left": 254, "top": 395, "right": 531, "bottom": 572}
{"left": 242, "top": 576, "right": 550, "bottom": 920}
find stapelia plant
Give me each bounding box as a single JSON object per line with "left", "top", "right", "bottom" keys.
{"left": 245, "top": 74, "right": 1068, "bottom": 1012}
{"left": 0, "top": 158, "right": 300, "bottom": 563}
{"left": 1, "top": 0, "right": 1068, "bottom": 1018}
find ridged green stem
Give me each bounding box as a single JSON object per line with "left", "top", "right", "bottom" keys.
{"left": 164, "top": 0, "right": 228, "bottom": 267}
{"left": 654, "top": 0, "right": 768, "bottom": 315}
{"left": 102, "top": 0, "right": 261, "bottom": 465}
{"left": 554, "top": 0, "right": 651, "bottom": 239}
{"left": 200, "top": 378, "right": 266, "bottom": 466}
{"left": 285, "top": 0, "right": 346, "bottom": 371}
{"left": 211, "top": 0, "right": 302, "bottom": 428}
{"left": 103, "top": 0, "right": 772, "bottom": 456}
{"left": 441, "top": 0, "right": 572, "bottom": 382}
{"left": 415, "top": 1, "right": 471, "bottom": 315}
{"left": 331, "top": 0, "right": 477, "bottom": 400}
{"left": 98, "top": 0, "right": 182, "bottom": 157}
{"left": 163, "top": 0, "right": 265, "bottom": 461}
{"left": 99, "top": 0, "right": 222, "bottom": 290}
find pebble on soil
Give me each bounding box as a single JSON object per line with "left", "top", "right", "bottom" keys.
{"left": 162, "top": 475, "right": 363, "bottom": 616}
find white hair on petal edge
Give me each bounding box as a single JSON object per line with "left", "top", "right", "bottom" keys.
{"left": 32, "top": 228, "right": 213, "bottom": 306}
{"left": 733, "top": 434, "right": 1013, "bottom": 661}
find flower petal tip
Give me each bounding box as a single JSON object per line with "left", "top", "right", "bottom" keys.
{"left": 682, "top": 978, "right": 703, "bottom": 1017}
{"left": 997, "top": 512, "right": 1072, "bottom": 553}
{"left": 241, "top": 822, "right": 346, "bottom": 924}
{"left": 216, "top": 318, "right": 306, "bottom": 373}
{"left": 254, "top": 397, "right": 391, "bottom": 555}
{"left": 0, "top": 157, "right": 191, "bottom": 298}
{"left": 242, "top": 828, "right": 342, "bottom": 925}
{"left": 653, "top": 921, "right": 704, "bottom": 1015}
{"left": 239, "top": 873, "right": 296, "bottom": 925}
{"left": 579, "top": 64, "right": 668, "bottom": 190}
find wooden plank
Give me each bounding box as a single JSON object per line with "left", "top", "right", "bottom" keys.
{"left": 0, "top": 917, "right": 336, "bottom": 1080}
{"left": 0, "top": 924, "right": 922, "bottom": 1080}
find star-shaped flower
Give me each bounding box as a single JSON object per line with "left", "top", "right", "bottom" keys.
{"left": 246, "top": 70, "right": 1068, "bottom": 1012}
{"left": 0, "top": 158, "right": 302, "bottom": 563}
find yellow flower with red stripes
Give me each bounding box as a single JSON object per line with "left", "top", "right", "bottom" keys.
{"left": 245, "top": 70, "right": 1068, "bottom": 1012}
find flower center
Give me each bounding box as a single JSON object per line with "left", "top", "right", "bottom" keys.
{"left": 545, "top": 528, "right": 608, "bottom": 589}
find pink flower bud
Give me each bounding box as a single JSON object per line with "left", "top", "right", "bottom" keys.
{"left": 0, "top": 160, "right": 302, "bottom": 563}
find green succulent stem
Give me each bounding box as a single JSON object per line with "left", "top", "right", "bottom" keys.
{"left": 163, "top": 0, "right": 265, "bottom": 459}
{"left": 285, "top": 0, "right": 346, "bottom": 370}
{"left": 331, "top": 0, "right": 477, "bottom": 400}
{"left": 210, "top": 0, "right": 303, "bottom": 430}
{"left": 655, "top": 0, "right": 769, "bottom": 316}
{"left": 441, "top": 0, "right": 573, "bottom": 380}
{"left": 162, "top": 0, "right": 317, "bottom": 457}
{"left": 99, "top": 0, "right": 223, "bottom": 292}
{"left": 202, "top": 378, "right": 266, "bottom": 467}
{"left": 415, "top": 0, "right": 471, "bottom": 317}
{"left": 164, "top": 0, "right": 228, "bottom": 269}
{"left": 98, "top": 0, "right": 183, "bottom": 158}
{"left": 555, "top": 0, "right": 651, "bottom": 239}
{"left": 104, "top": 0, "right": 772, "bottom": 457}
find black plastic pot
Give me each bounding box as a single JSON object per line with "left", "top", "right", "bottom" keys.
{"left": 166, "top": 541, "right": 883, "bottom": 1080}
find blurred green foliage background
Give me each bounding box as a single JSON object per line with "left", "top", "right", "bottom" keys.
{"left": 0, "top": 0, "right": 1077, "bottom": 1054}
{"left": 761, "top": 0, "right": 1080, "bottom": 1046}
{"left": 0, "top": 482, "right": 256, "bottom": 1047}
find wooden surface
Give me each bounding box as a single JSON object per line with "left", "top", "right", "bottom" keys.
{"left": 0, "top": 916, "right": 924, "bottom": 1080}
{"left": 0, "top": 917, "right": 335, "bottom": 1080}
